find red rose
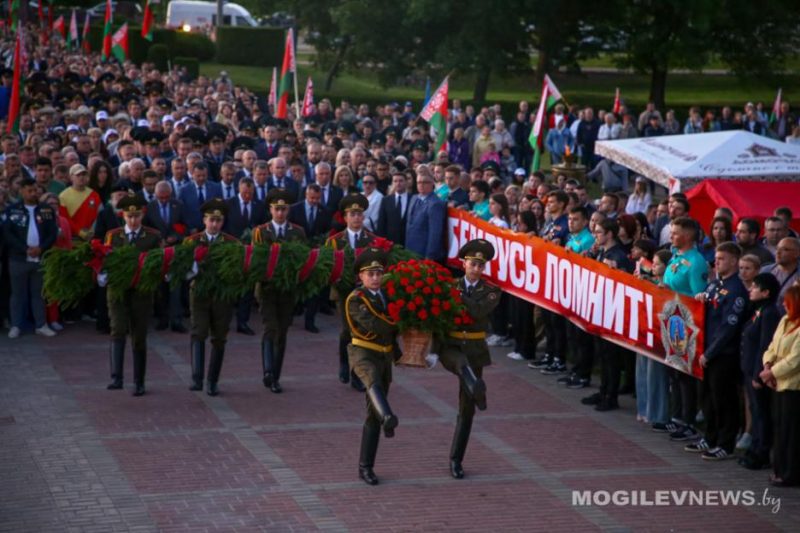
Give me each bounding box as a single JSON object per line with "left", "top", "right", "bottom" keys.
{"left": 407, "top": 302, "right": 417, "bottom": 311}
{"left": 431, "top": 307, "right": 441, "bottom": 317}
{"left": 442, "top": 301, "right": 451, "bottom": 310}
{"left": 412, "top": 272, "right": 422, "bottom": 279}
{"left": 454, "top": 317, "right": 462, "bottom": 325}
{"left": 433, "top": 286, "right": 442, "bottom": 294}
{"left": 414, "top": 296, "right": 424, "bottom": 305}
{"left": 425, "top": 277, "right": 435, "bottom": 284}
{"left": 405, "top": 285, "right": 414, "bottom": 294}
{"left": 432, "top": 298, "right": 441, "bottom": 306}
{"left": 422, "top": 287, "right": 432, "bottom": 295}
{"left": 450, "top": 288, "right": 460, "bottom": 298}
{"left": 396, "top": 299, "right": 405, "bottom": 307}
{"left": 399, "top": 278, "right": 409, "bottom": 286}
{"left": 417, "top": 310, "right": 428, "bottom": 320}
{"left": 387, "top": 287, "right": 396, "bottom": 297}
{"left": 414, "top": 280, "right": 424, "bottom": 288}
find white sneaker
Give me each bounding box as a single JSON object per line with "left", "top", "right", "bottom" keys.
{"left": 35, "top": 325, "right": 56, "bottom": 337}
{"left": 498, "top": 336, "right": 514, "bottom": 347}
{"left": 486, "top": 334, "right": 501, "bottom": 347}
{"left": 8, "top": 327, "right": 21, "bottom": 339}
{"left": 49, "top": 322, "right": 64, "bottom": 332}
{"left": 736, "top": 433, "right": 752, "bottom": 450}
{"left": 425, "top": 353, "right": 439, "bottom": 369}
{"left": 506, "top": 352, "right": 525, "bottom": 361}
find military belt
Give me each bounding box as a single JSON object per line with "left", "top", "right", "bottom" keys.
{"left": 351, "top": 338, "right": 394, "bottom": 353}
{"left": 448, "top": 331, "right": 486, "bottom": 340}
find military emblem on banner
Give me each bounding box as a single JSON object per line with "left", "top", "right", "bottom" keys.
{"left": 658, "top": 298, "right": 698, "bottom": 374}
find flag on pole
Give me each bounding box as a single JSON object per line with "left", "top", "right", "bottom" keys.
{"left": 53, "top": 15, "right": 66, "bottom": 38}
{"left": 37, "top": 0, "right": 44, "bottom": 26}
{"left": 302, "top": 76, "right": 314, "bottom": 118}
{"left": 423, "top": 76, "right": 431, "bottom": 106}
{"left": 6, "top": 31, "right": 22, "bottom": 134}
{"left": 613, "top": 87, "right": 621, "bottom": 115}
{"left": 48, "top": 0, "right": 54, "bottom": 31}
{"left": 419, "top": 76, "right": 449, "bottom": 152}
{"left": 268, "top": 67, "right": 277, "bottom": 110}
{"left": 9, "top": 0, "right": 19, "bottom": 31}
{"left": 769, "top": 88, "right": 783, "bottom": 125}
{"left": 275, "top": 28, "right": 296, "bottom": 119}
{"left": 101, "top": 0, "right": 113, "bottom": 61}
{"left": 111, "top": 23, "right": 129, "bottom": 62}
{"left": 67, "top": 10, "right": 79, "bottom": 50}
{"left": 82, "top": 12, "right": 91, "bottom": 54}
{"left": 142, "top": 0, "right": 155, "bottom": 41}
{"left": 528, "top": 74, "right": 563, "bottom": 171}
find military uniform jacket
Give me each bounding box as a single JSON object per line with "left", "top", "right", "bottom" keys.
{"left": 104, "top": 226, "right": 162, "bottom": 252}
{"left": 184, "top": 231, "right": 239, "bottom": 245}
{"left": 252, "top": 222, "right": 307, "bottom": 245}
{"left": 325, "top": 229, "right": 376, "bottom": 251}
{"left": 446, "top": 277, "right": 501, "bottom": 367}
{"left": 345, "top": 288, "right": 398, "bottom": 354}
{"left": 2, "top": 201, "right": 58, "bottom": 260}
{"left": 703, "top": 273, "right": 748, "bottom": 363}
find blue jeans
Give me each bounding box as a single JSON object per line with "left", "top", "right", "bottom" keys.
{"left": 646, "top": 357, "right": 671, "bottom": 424}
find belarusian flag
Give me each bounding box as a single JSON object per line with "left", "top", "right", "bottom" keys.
{"left": 37, "top": 0, "right": 44, "bottom": 26}
{"left": 101, "top": 0, "right": 113, "bottom": 61}
{"left": 53, "top": 15, "right": 66, "bottom": 38}
{"left": 528, "top": 74, "right": 563, "bottom": 171}
{"left": 9, "top": 0, "right": 19, "bottom": 31}
{"left": 613, "top": 87, "right": 621, "bottom": 115}
{"left": 67, "top": 9, "right": 79, "bottom": 50}
{"left": 275, "top": 28, "right": 296, "bottom": 119}
{"left": 82, "top": 12, "right": 91, "bottom": 53}
{"left": 111, "top": 23, "right": 129, "bottom": 62}
{"left": 769, "top": 88, "right": 782, "bottom": 125}
{"left": 302, "top": 76, "right": 314, "bottom": 118}
{"left": 419, "top": 76, "right": 449, "bottom": 152}
{"left": 6, "top": 31, "right": 22, "bottom": 134}
{"left": 268, "top": 67, "right": 277, "bottom": 110}
{"left": 141, "top": 0, "right": 156, "bottom": 41}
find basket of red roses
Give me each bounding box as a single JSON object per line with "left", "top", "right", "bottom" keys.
{"left": 384, "top": 259, "right": 469, "bottom": 367}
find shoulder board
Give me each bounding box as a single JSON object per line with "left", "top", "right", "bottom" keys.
{"left": 142, "top": 227, "right": 161, "bottom": 235}
{"left": 221, "top": 232, "right": 239, "bottom": 242}
{"left": 290, "top": 222, "right": 304, "bottom": 231}
{"left": 107, "top": 227, "right": 124, "bottom": 236}
{"left": 185, "top": 232, "right": 204, "bottom": 242}
{"left": 365, "top": 230, "right": 377, "bottom": 238}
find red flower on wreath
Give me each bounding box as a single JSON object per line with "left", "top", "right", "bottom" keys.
{"left": 399, "top": 277, "right": 409, "bottom": 286}
{"left": 422, "top": 287, "right": 432, "bottom": 295}
{"left": 431, "top": 307, "right": 441, "bottom": 317}
{"left": 417, "top": 309, "right": 428, "bottom": 320}
{"left": 370, "top": 236, "right": 395, "bottom": 253}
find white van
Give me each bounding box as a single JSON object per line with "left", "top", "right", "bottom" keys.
{"left": 166, "top": 0, "right": 258, "bottom": 31}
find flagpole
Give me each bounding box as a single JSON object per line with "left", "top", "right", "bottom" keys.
{"left": 292, "top": 28, "right": 300, "bottom": 120}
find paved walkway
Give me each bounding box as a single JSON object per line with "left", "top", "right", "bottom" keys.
{"left": 1, "top": 315, "right": 797, "bottom": 532}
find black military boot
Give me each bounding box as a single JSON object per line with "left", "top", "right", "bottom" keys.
{"left": 366, "top": 385, "right": 399, "bottom": 438}
{"left": 358, "top": 421, "right": 381, "bottom": 486}
{"left": 449, "top": 415, "right": 474, "bottom": 479}
{"left": 270, "top": 341, "right": 285, "bottom": 393}
{"left": 338, "top": 338, "right": 350, "bottom": 384}
{"left": 107, "top": 338, "right": 125, "bottom": 390}
{"left": 459, "top": 365, "right": 487, "bottom": 411}
{"left": 189, "top": 339, "right": 205, "bottom": 391}
{"left": 132, "top": 349, "right": 147, "bottom": 397}
{"left": 262, "top": 340, "right": 275, "bottom": 389}
{"left": 206, "top": 343, "right": 225, "bottom": 397}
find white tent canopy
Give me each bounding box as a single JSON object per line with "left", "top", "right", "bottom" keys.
{"left": 595, "top": 130, "right": 800, "bottom": 192}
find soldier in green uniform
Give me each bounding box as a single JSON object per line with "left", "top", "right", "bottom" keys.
{"left": 184, "top": 199, "right": 239, "bottom": 396}
{"left": 439, "top": 239, "right": 501, "bottom": 478}
{"left": 325, "top": 193, "right": 376, "bottom": 391}
{"left": 253, "top": 188, "right": 307, "bottom": 393}
{"left": 103, "top": 194, "right": 163, "bottom": 396}
{"left": 345, "top": 248, "right": 401, "bottom": 486}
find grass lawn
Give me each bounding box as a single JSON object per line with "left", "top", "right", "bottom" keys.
{"left": 202, "top": 62, "right": 797, "bottom": 114}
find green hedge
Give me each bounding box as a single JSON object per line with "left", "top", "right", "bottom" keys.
{"left": 174, "top": 57, "right": 200, "bottom": 80}
{"left": 216, "top": 27, "right": 284, "bottom": 67}
{"left": 85, "top": 26, "right": 215, "bottom": 65}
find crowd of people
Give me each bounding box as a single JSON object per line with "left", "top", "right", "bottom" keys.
{"left": 1, "top": 26, "right": 799, "bottom": 487}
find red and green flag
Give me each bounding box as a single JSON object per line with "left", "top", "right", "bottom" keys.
{"left": 613, "top": 87, "right": 621, "bottom": 115}
{"left": 111, "top": 23, "right": 129, "bottom": 62}
{"left": 419, "top": 76, "right": 449, "bottom": 152}
{"left": 275, "top": 28, "right": 296, "bottom": 119}
{"left": 67, "top": 9, "right": 79, "bottom": 50}
{"left": 268, "top": 67, "right": 277, "bottom": 111}
{"left": 82, "top": 12, "right": 92, "bottom": 54}
{"left": 101, "top": 0, "right": 113, "bottom": 61}
{"left": 529, "top": 74, "right": 563, "bottom": 171}
{"left": 53, "top": 15, "right": 66, "bottom": 38}
{"left": 9, "top": 0, "right": 19, "bottom": 31}
{"left": 769, "top": 88, "right": 782, "bottom": 125}
{"left": 141, "top": 0, "right": 156, "bottom": 41}
{"left": 6, "top": 31, "right": 22, "bottom": 134}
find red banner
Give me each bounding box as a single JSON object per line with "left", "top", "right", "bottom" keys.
{"left": 446, "top": 209, "right": 705, "bottom": 379}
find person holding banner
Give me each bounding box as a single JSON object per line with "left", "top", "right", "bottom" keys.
{"left": 345, "top": 248, "right": 401, "bottom": 486}
{"left": 439, "top": 239, "right": 501, "bottom": 479}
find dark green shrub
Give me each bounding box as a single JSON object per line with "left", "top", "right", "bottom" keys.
{"left": 174, "top": 57, "right": 200, "bottom": 80}
{"left": 146, "top": 44, "right": 170, "bottom": 71}
{"left": 216, "top": 26, "right": 284, "bottom": 67}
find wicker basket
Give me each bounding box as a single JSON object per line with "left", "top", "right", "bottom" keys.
{"left": 396, "top": 329, "right": 432, "bottom": 368}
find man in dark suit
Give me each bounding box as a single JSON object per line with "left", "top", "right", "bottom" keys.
{"left": 305, "top": 162, "right": 343, "bottom": 214}
{"left": 266, "top": 157, "right": 300, "bottom": 202}
{"left": 289, "top": 183, "right": 334, "bottom": 333}
{"left": 405, "top": 167, "right": 446, "bottom": 262}
{"left": 377, "top": 169, "right": 413, "bottom": 246}
{"left": 303, "top": 141, "right": 323, "bottom": 186}
{"left": 178, "top": 161, "right": 223, "bottom": 233}
{"left": 144, "top": 181, "right": 191, "bottom": 332}
{"left": 444, "top": 165, "right": 469, "bottom": 208}
{"left": 205, "top": 130, "right": 231, "bottom": 182}
{"left": 254, "top": 125, "right": 281, "bottom": 161}
{"left": 219, "top": 162, "right": 239, "bottom": 201}
{"left": 223, "top": 178, "right": 268, "bottom": 335}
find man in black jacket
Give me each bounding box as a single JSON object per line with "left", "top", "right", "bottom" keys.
{"left": 4, "top": 178, "right": 58, "bottom": 338}
{"left": 376, "top": 170, "right": 412, "bottom": 246}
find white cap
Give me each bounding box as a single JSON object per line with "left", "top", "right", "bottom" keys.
{"left": 514, "top": 167, "right": 526, "bottom": 176}
{"left": 136, "top": 119, "right": 150, "bottom": 127}
{"left": 161, "top": 114, "right": 175, "bottom": 124}
{"left": 66, "top": 124, "right": 80, "bottom": 132}
{"left": 95, "top": 110, "right": 109, "bottom": 121}
{"left": 102, "top": 129, "right": 119, "bottom": 143}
